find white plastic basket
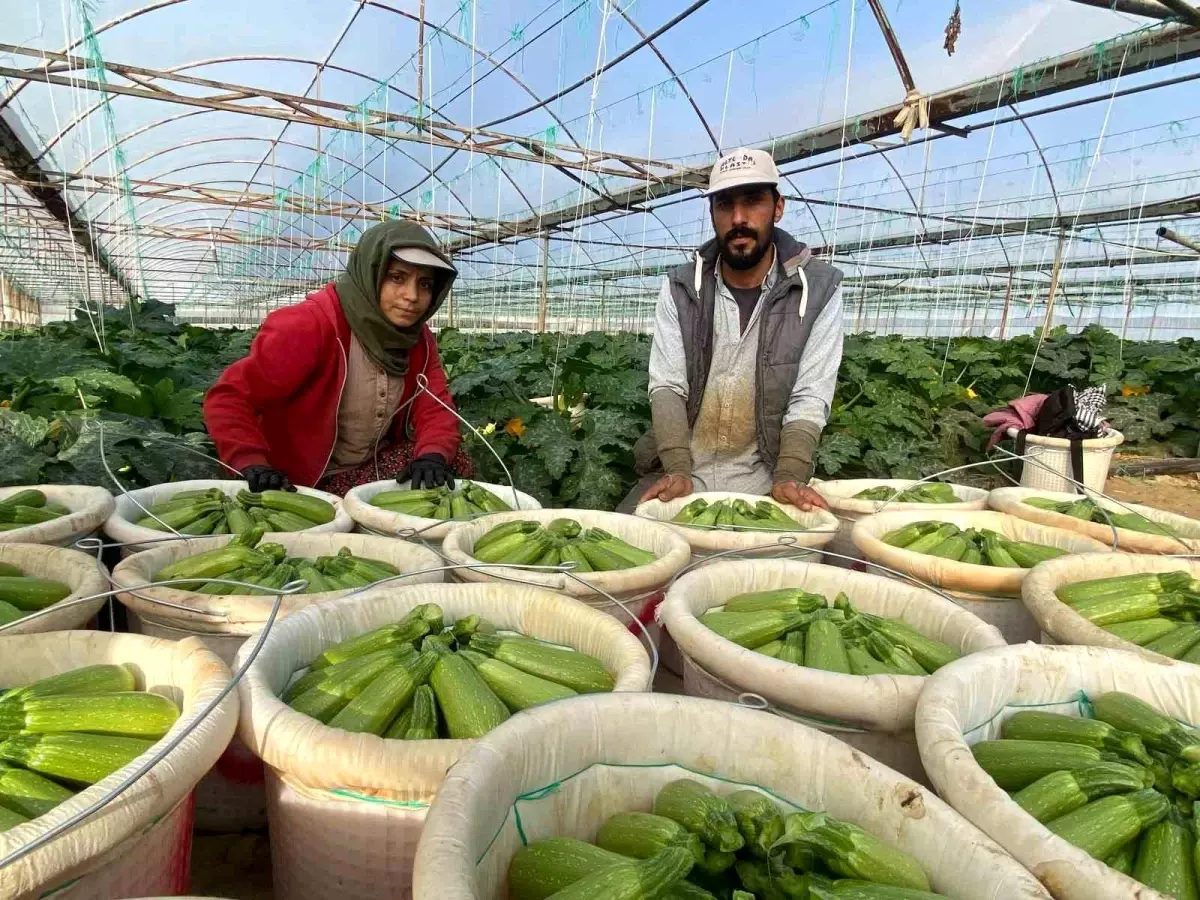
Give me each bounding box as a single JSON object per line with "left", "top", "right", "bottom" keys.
{"left": 104, "top": 479, "right": 352, "bottom": 555}
{"left": 342, "top": 479, "right": 542, "bottom": 543}
{"left": 1007, "top": 427, "right": 1124, "bottom": 494}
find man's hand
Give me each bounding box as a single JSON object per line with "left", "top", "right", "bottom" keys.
{"left": 772, "top": 480, "right": 829, "bottom": 512}
{"left": 639, "top": 474, "right": 693, "bottom": 503}
{"left": 403, "top": 454, "right": 455, "bottom": 490}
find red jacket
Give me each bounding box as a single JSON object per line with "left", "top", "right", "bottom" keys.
{"left": 203, "top": 283, "right": 461, "bottom": 487}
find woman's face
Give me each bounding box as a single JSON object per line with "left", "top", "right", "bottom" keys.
{"left": 379, "top": 259, "right": 435, "bottom": 327}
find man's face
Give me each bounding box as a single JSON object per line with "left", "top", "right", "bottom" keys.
{"left": 710, "top": 185, "right": 784, "bottom": 270}
{"left": 378, "top": 259, "right": 435, "bottom": 328}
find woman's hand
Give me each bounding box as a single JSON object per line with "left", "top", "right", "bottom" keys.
{"left": 241, "top": 465, "right": 293, "bottom": 492}
{"left": 404, "top": 454, "right": 454, "bottom": 489}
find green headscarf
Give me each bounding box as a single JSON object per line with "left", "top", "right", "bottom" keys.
{"left": 335, "top": 220, "right": 457, "bottom": 377}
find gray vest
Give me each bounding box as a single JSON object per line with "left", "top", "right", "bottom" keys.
{"left": 665, "top": 228, "right": 842, "bottom": 468}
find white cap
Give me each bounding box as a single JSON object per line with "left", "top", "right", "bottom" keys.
{"left": 703, "top": 147, "right": 780, "bottom": 197}
{"left": 392, "top": 246, "right": 456, "bottom": 272}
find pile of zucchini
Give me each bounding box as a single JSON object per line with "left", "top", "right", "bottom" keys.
{"left": 368, "top": 481, "right": 511, "bottom": 519}
{"left": 1025, "top": 497, "right": 1174, "bottom": 536}
{"left": 700, "top": 588, "right": 960, "bottom": 676}
{"left": 151, "top": 528, "right": 402, "bottom": 595}
{"left": 0, "top": 562, "right": 71, "bottom": 626}
{"left": 671, "top": 499, "right": 800, "bottom": 532}
{"left": 1055, "top": 572, "right": 1200, "bottom": 659}
{"left": 471, "top": 520, "right": 656, "bottom": 571}
{"left": 852, "top": 483, "right": 959, "bottom": 503}
{"left": 0, "top": 489, "right": 70, "bottom": 533}
{"left": 508, "top": 777, "right": 946, "bottom": 900}
{"left": 134, "top": 487, "right": 335, "bottom": 534}
{"left": 973, "top": 693, "right": 1200, "bottom": 895}
{"left": 284, "top": 604, "right": 614, "bottom": 739}
{"left": 882, "top": 521, "right": 1067, "bottom": 567}
{"left": 0, "top": 664, "right": 180, "bottom": 833}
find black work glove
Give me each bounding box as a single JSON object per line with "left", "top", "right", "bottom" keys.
{"left": 403, "top": 454, "right": 454, "bottom": 490}
{"left": 241, "top": 465, "right": 293, "bottom": 493}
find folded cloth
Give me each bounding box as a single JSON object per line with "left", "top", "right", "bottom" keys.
{"left": 982, "top": 393, "right": 1048, "bottom": 450}
{"left": 1072, "top": 385, "right": 1108, "bottom": 435}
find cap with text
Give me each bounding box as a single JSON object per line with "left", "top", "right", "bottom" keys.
{"left": 392, "top": 246, "right": 456, "bottom": 273}
{"left": 703, "top": 147, "right": 780, "bottom": 197}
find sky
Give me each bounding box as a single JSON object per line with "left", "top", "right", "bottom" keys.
{"left": 1, "top": 0, "right": 1198, "bottom": 337}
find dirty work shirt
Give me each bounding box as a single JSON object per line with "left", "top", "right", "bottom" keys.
{"left": 647, "top": 258, "right": 843, "bottom": 495}
{"left": 325, "top": 334, "right": 407, "bottom": 476}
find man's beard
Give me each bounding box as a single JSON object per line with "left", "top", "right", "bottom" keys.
{"left": 720, "top": 225, "right": 772, "bottom": 270}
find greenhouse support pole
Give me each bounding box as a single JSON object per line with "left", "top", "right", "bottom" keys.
{"left": 998, "top": 271, "right": 1013, "bottom": 340}
{"left": 536, "top": 231, "right": 550, "bottom": 332}
{"left": 445, "top": 287, "right": 454, "bottom": 329}
{"left": 1040, "top": 230, "right": 1067, "bottom": 338}
{"left": 1065, "top": 0, "right": 1185, "bottom": 20}
{"left": 415, "top": 0, "right": 426, "bottom": 120}
{"left": 1156, "top": 226, "right": 1200, "bottom": 254}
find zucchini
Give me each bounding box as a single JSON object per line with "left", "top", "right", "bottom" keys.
{"left": 805, "top": 620, "right": 850, "bottom": 674}
{"left": 310, "top": 618, "right": 431, "bottom": 670}
{"left": 0, "top": 692, "right": 180, "bottom": 740}
{"left": 1092, "top": 692, "right": 1200, "bottom": 762}
{"left": 864, "top": 633, "right": 925, "bottom": 677}
{"left": 971, "top": 739, "right": 1107, "bottom": 790}
{"left": 1046, "top": 789, "right": 1169, "bottom": 860}
{"left": 541, "top": 847, "right": 693, "bottom": 900}
{"left": 699, "top": 611, "right": 812, "bottom": 650}
{"left": 4, "top": 665, "right": 135, "bottom": 703}
{"left": 1011, "top": 763, "right": 1149, "bottom": 823}
{"left": 1105, "top": 618, "right": 1179, "bottom": 647}
{"left": 597, "top": 812, "right": 705, "bottom": 863}
{"left": 721, "top": 589, "right": 825, "bottom": 615}
{"left": 0, "top": 804, "right": 28, "bottom": 833}
{"left": 861, "top": 618, "right": 959, "bottom": 672}
{"left": 327, "top": 652, "right": 436, "bottom": 735}
{"left": 509, "top": 838, "right": 628, "bottom": 900}
{"left": 1144, "top": 624, "right": 1200, "bottom": 660}
{"left": 776, "top": 632, "right": 805, "bottom": 667}
{"left": 0, "top": 577, "right": 71, "bottom": 611}
{"left": 1105, "top": 840, "right": 1137, "bottom": 876}
{"left": 776, "top": 811, "right": 930, "bottom": 891}
{"left": 725, "top": 790, "right": 784, "bottom": 860}
{"left": 847, "top": 647, "right": 894, "bottom": 676}
{"left": 0, "top": 733, "right": 154, "bottom": 786}
{"left": 238, "top": 490, "right": 335, "bottom": 525}
{"left": 459, "top": 649, "right": 576, "bottom": 711}
{"left": 653, "top": 780, "right": 744, "bottom": 853}
{"left": 900, "top": 524, "right": 960, "bottom": 555}
{"left": 0, "top": 490, "right": 46, "bottom": 511}
{"left": 1071, "top": 592, "right": 1185, "bottom": 627}
{"left": 289, "top": 651, "right": 405, "bottom": 722}
{"left": 1000, "top": 710, "right": 1152, "bottom": 765}
{"left": 429, "top": 652, "right": 510, "bottom": 739}
{"left": 469, "top": 633, "right": 613, "bottom": 694}
{"left": 402, "top": 684, "right": 440, "bottom": 740}
{"left": 0, "top": 764, "right": 75, "bottom": 816}
{"left": 1056, "top": 572, "right": 1193, "bottom": 606}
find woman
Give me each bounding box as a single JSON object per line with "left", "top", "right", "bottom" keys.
{"left": 204, "top": 219, "right": 472, "bottom": 495}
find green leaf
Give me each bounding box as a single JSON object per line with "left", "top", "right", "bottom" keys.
{"left": 518, "top": 410, "right": 577, "bottom": 480}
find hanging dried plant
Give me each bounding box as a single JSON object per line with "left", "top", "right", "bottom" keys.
{"left": 944, "top": 2, "right": 962, "bottom": 56}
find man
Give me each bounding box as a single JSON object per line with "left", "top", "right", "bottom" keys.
{"left": 628, "top": 148, "right": 843, "bottom": 512}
